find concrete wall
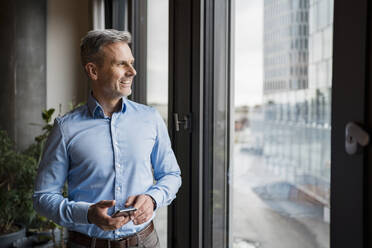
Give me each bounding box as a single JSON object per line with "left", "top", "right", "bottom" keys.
{"left": 0, "top": 0, "right": 91, "bottom": 150}
{"left": 47, "top": 0, "right": 91, "bottom": 117}
{"left": 0, "top": 0, "right": 47, "bottom": 150}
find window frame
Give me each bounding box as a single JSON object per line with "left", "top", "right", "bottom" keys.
{"left": 168, "top": 0, "right": 203, "bottom": 247}
{"left": 331, "top": 1, "right": 369, "bottom": 247}
{"left": 168, "top": 0, "right": 232, "bottom": 247}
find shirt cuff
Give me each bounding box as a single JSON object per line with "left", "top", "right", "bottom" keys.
{"left": 144, "top": 189, "right": 162, "bottom": 211}
{"left": 72, "top": 202, "right": 93, "bottom": 224}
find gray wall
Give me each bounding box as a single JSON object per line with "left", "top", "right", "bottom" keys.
{"left": 0, "top": 0, "right": 47, "bottom": 150}
{"left": 0, "top": 0, "right": 91, "bottom": 150}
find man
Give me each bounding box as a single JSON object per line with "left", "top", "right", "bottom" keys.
{"left": 33, "top": 29, "right": 182, "bottom": 248}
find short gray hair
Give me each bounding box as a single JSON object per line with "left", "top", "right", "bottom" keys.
{"left": 80, "top": 29, "right": 132, "bottom": 67}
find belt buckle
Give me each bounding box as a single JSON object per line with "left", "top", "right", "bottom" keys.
{"left": 117, "top": 237, "right": 129, "bottom": 247}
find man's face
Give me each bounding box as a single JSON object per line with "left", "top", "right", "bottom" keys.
{"left": 94, "top": 42, "right": 136, "bottom": 99}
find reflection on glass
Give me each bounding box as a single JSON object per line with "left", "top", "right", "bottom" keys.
{"left": 146, "top": 0, "right": 169, "bottom": 247}
{"left": 232, "top": 0, "right": 332, "bottom": 247}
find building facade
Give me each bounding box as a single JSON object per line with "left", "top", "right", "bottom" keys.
{"left": 246, "top": 0, "right": 333, "bottom": 218}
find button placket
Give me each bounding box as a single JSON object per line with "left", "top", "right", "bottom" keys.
{"left": 112, "top": 114, "right": 123, "bottom": 240}
{"left": 112, "top": 118, "right": 119, "bottom": 196}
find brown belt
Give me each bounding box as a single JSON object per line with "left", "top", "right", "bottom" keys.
{"left": 68, "top": 221, "right": 154, "bottom": 248}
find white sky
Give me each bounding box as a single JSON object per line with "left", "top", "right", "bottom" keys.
{"left": 234, "top": 0, "right": 263, "bottom": 107}
{"left": 146, "top": 0, "right": 264, "bottom": 107}
{"left": 147, "top": 0, "right": 169, "bottom": 104}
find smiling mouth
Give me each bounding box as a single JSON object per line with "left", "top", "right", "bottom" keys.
{"left": 120, "top": 81, "right": 131, "bottom": 87}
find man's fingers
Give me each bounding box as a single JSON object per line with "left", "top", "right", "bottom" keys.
{"left": 112, "top": 216, "right": 130, "bottom": 229}
{"left": 95, "top": 214, "right": 113, "bottom": 227}
{"left": 134, "top": 211, "right": 148, "bottom": 220}
{"left": 117, "top": 216, "right": 130, "bottom": 228}
{"left": 133, "top": 211, "right": 151, "bottom": 225}
{"left": 98, "top": 216, "right": 129, "bottom": 230}
{"left": 97, "top": 200, "right": 116, "bottom": 208}
{"left": 107, "top": 216, "right": 122, "bottom": 224}
{"left": 133, "top": 196, "right": 152, "bottom": 218}
{"left": 133, "top": 203, "right": 151, "bottom": 218}
{"left": 88, "top": 201, "right": 114, "bottom": 225}
{"left": 125, "top": 196, "right": 136, "bottom": 207}
{"left": 133, "top": 202, "right": 153, "bottom": 225}
{"left": 92, "top": 197, "right": 152, "bottom": 228}
{"left": 107, "top": 217, "right": 123, "bottom": 229}
{"left": 124, "top": 194, "right": 154, "bottom": 225}
{"left": 133, "top": 195, "right": 147, "bottom": 210}
{"left": 88, "top": 199, "right": 134, "bottom": 230}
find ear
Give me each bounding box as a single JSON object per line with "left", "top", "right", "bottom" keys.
{"left": 85, "top": 62, "right": 98, "bottom": 81}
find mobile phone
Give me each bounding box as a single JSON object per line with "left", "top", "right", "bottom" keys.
{"left": 112, "top": 207, "right": 137, "bottom": 218}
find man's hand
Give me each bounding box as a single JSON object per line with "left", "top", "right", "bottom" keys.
{"left": 87, "top": 200, "right": 130, "bottom": 231}
{"left": 125, "top": 195, "right": 154, "bottom": 225}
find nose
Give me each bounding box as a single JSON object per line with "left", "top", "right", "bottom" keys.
{"left": 126, "top": 65, "right": 137, "bottom": 77}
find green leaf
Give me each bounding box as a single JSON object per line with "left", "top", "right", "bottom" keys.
{"left": 47, "top": 108, "right": 55, "bottom": 116}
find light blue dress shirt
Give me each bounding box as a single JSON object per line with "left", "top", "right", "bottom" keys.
{"left": 33, "top": 93, "right": 182, "bottom": 239}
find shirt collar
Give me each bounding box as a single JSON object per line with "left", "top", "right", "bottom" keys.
{"left": 87, "top": 92, "right": 127, "bottom": 118}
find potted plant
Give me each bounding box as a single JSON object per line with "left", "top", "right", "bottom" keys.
{"left": 0, "top": 109, "right": 61, "bottom": 247}
{"left": 0, "top": 103, "right": 84, "bottom": 247}
{"left": 0, "top": 130, "right": 37, "bottom": 247}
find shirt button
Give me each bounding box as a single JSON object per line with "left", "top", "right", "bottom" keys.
{"left": 117, "top": 186, "right": 120, "bottom": 191}
{"left": 117, "top": 163, "right": 121, "bottom": 168}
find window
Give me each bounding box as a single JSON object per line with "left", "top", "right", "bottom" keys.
{"left": 231, "top": 0, "right": 333, "bottom": 247}
{"left": 146, "top": 0, "right": 169, "bottom": 247}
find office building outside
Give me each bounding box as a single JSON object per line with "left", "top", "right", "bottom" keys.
{"left": 243, "top": 0, "right": 333, "bottom": 222}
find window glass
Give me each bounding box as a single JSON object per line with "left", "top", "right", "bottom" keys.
{"left": 146, "top": 0, "right": 169, "bottom": 247}
{"left": 231, "top": 0, "right": 333, "bottom": 247}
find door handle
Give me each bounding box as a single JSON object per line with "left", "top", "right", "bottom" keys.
{"left": 173, "top": 113, "right": 191, "bottom": 132}
{"left": 345, "top": 122, "right": 370, "bottom": 155}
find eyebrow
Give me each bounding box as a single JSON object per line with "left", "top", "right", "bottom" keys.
{"left": 116, "top": 59, "right": 134, "bottom": 65}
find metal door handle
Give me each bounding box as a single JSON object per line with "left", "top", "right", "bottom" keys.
{"left": 345, "top": 122, "right": 370, "bottom": 155}
{"left": 173, "top": 113, "right": 191, "bottom": 132}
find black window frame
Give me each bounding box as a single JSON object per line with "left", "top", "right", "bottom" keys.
{"left": 331, "top": 0, "right": 369, "bottom": 247}
{"left": 168, "top": 0, "right": 232, "bottom": 247}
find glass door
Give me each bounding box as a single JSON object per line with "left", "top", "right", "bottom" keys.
{"left": 231, "top": 0, "right": 332, "bottom": 247}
